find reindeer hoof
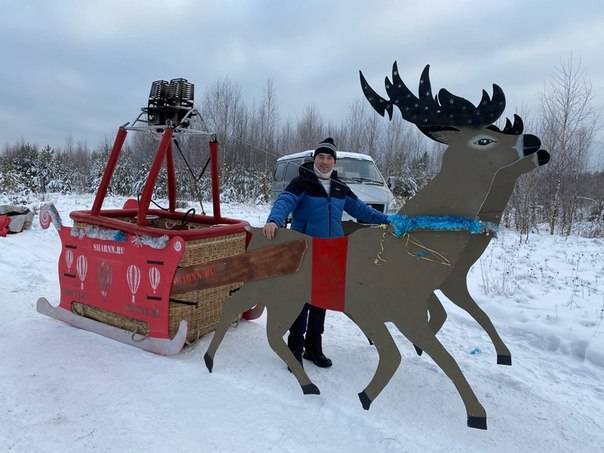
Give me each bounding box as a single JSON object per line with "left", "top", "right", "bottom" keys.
{"left": 497, "top": 354, "right": 512, "bottom": 366}
{"left": 467, "top": 415, "right": 487, "bottom": 430}
{"left": 302, "top": 384, "right": 320, "bottom": 395}
{"left": 414, "top": 345, "right": 423, "bottom": 356}
{"left": 203, "top": 353, "right": 213, "bottom": 372}
{"left": 358, "top": 391, "right": 372, "bottom": 410}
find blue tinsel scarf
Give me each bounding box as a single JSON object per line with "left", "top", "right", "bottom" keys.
{"left": 387, "top": 214, "right": 498, "bottom": 237}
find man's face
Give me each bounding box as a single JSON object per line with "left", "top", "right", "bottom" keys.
{"left": 314, "top": 153, "right": 336, "bottom": 174}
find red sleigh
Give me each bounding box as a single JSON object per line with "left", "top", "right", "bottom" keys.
{"left": 37, "top": 79, "right": 260, "bottom": 355}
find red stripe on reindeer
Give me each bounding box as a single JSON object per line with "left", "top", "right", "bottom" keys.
{"left": 311, "top": 236, "right": 348, "bottom": 312}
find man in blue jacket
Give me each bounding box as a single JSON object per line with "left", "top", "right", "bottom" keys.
{"left": 263, "top": 137, "right": 390, "bottom": 368}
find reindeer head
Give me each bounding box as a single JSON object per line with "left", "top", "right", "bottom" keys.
{"left": 359, "top": 63, "right": 542, "bottom": 175}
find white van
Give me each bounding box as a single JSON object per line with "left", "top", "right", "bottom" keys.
{"left": 271, "top": 150, "right": 396, "bottom": 220}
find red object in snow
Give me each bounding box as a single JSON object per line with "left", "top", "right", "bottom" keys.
{"left": 0, "top": 215, "right": 9, "bottom": 236}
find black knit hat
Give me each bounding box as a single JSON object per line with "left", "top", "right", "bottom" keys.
{"left": 313, "top": 137, "right": 337, "bottom": 160}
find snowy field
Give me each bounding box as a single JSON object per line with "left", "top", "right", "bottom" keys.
{"left": 1, "top": 193, "right": 603, "bottom": 453}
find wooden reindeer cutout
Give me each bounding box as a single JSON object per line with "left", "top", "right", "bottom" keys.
{"left": 204, "top": 63, "right": 546, "bottom": 430}
{"left": 421, "top": 143, "right": 550, "bottom": 365}
{"left": 348, "top": 128, "right": 551, "bottom": 364}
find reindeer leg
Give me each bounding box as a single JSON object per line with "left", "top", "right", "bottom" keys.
{"left": 398, "top": 320, "right": 487, "bottom": 430}
{"left": 346, "top": 313, "right": 374, "bottom": 346}
{"left": 204, "top": 290, "right": 255, "bottom": 372}
{"left": 414, "top": 293, "right": 448, "bottom": 356}
{"left": 441, "top": 283, "right": 511, "bottom": 365}
{"left": 347, "top": 314, "right": 401, "bottom": 410}
{"left": 266, "top": 308, "right": 319, "bottom": 395}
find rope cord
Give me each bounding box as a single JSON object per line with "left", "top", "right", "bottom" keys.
{"left": 374, "top": 215, "right": 499, "bottom": 267}
{"left": 131, "top": 326, "right": 149, "bottom": 342}
{"left": 136, "top": 193, "right": 168, "bottom": 211}
{"left": 173, "top": 138, "right": 206, "bottom": 215}
{"left": 373, "top": 224, "right": 452, "bottom": 267}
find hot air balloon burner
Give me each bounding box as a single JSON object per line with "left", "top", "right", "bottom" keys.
{"left": 145, "top": 78, "right": 195, "bottom": 128}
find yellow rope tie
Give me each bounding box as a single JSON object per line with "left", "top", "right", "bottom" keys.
{"left": 373, "top": 225, "right": 389, "bottom": 265}
{"left": 404, "top": 233, "right": 452, "bottom": 267}
{"left": 373, "top": 225, "right": 452, "bottom": 267}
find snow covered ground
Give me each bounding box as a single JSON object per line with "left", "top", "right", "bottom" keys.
{"left": 1, "top": 194, "right": 603, "bottom": 452}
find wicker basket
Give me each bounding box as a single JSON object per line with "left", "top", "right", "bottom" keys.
{"left": 170, "top": 232, "right": 247, "bottom": 341}
{"left": 71, "top": 221, "right": 247, "bottom": 343}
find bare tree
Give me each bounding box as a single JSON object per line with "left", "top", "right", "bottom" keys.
{"left": 537, "top": 56, "right": 599, "bottom": 235}
{"left": 202, "top": 77, "right": 245, "bottom": 159}
{"left": 247, "top": 79, "right": 280, "bottom": 170}
{"left": 295, "top": 105, "right": 324, "bottom": 150}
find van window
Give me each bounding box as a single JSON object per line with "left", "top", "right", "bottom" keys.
{"left": 274, "top": 162, "right": 286, "bottom": 181}
{"left": 284, "top": 159, "right": 303, "bottom": 181}
{"left": 335, "top": 158, "right": 383, "bottom": 185}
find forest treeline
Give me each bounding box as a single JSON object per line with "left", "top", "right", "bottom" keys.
{"left": 1, "top": 59, "right": 602, "bottom": 237}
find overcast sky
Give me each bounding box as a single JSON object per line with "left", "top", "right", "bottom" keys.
{"left": 1, "top": 0, "right": 602, "bottom": 163}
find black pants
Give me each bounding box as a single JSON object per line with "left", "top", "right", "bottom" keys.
{"left": 287, "top": 303, "right": 325, "bottom": 357}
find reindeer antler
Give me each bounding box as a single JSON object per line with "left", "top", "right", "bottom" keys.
{"left": 359, "top": 62, "right": 508, "bottom": 140}
{"left": 487, "top": 114, "right": 524, "bottom": 135}
{"left": 359, "top": 71, "right": 394, "bottom": 119}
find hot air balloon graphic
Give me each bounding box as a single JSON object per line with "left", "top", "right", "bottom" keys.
{"left": 98, "top": 261, "right": 112, "bottom": 299}
{"left": 65, "top": 249, "right": 74, "bottom": 272}
{"left": 148, "top": 266, "right": 160, "bottom": 294}
{"left": 126, "top": 264, "right": 141, "bottom": 304}
{"left": 76, "top": 255, "right": 88, "bottom": 290}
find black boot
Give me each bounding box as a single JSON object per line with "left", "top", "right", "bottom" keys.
{"left": 303, "top": 335, "right": 332, "bottom": 368}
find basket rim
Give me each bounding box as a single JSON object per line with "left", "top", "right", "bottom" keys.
{"left": 71, "top": 208, "right": 249, "bottom": 240}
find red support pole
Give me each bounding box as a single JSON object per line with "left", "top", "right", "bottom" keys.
{"left": 91, "top": 128, "right": 128, "bottom": 215}
{"left": 166, "top": 141, "right": 176, "bottom": 212}
{"left": 138, "top": 128, "right": 173, "bottom": 225}
{"left": 209, "top": 139, "right": 221, "bottom": 221}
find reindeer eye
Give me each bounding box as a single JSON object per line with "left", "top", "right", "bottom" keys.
{"left": 474, "top": 138, "right": 495, "bottom": 146}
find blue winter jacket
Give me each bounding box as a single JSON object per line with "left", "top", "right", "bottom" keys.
{"left": 267, "top": 162, "right": 390, "bottom": 238}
